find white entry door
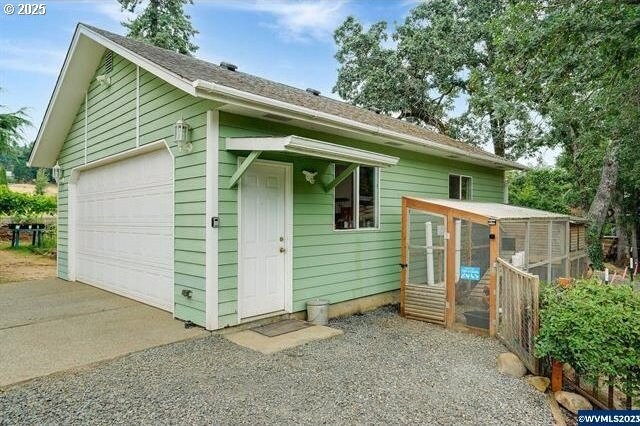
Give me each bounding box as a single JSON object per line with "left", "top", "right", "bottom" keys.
{"left": 239, "top": 161, "right": 291, "bottom": 319}
{"left": 75, "top": 148, "right": 173, "bottom": 311}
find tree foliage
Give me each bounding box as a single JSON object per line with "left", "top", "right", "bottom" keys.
{"left": 536, "top": 279, "right": 640, "bottom": 397}
{"left": 0, "top": 143, "right": 38, "bottom": 182}
{"left": 491, "top": 0, "right": 640, "bottom": 256}
{"left": 118, "top": 0, "right": 198, "bottom": 55}
{"left": 0, "top": 87, "right": 31, "bottom": 154}
{"left": 333, "top": 0, "right": 541, "bottom": 158}
{"left": 508, "top": 168, "right": 572, "bottom": 214}
{"left": 0, "top": 166, "right": 7, "bottom": 189}
{"left": 34, "top": 169, "right": 48, "bottom": 195}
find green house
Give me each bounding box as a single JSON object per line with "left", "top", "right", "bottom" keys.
{"left": 29, "top": 24, "right": 524, "bottom": 330}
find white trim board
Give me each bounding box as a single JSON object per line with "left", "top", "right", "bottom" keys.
{"left": 205, "top": 110, "right": 220, "bottom": 330}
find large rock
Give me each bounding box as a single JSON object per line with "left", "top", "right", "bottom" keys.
{"left": 563, "top": 363, "right": 577, "bottom": 381}
{"left": 497, "top": 352, "right": 528, "bottom": 377}
{"left": 555, "top": 391, "right": 593, "bottom": 414}
{"left": 526, "top": 375, "right": 550, "bottom": 392}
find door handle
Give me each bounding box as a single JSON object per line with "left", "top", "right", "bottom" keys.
{"left": 279, "top": 247, "right": 286, "bottom": 253}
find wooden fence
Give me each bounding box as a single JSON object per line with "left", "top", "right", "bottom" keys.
{"left": 496, "top": 257, "right": 540, "bottom": 374}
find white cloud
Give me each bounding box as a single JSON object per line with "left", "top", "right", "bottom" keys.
{"left": 205, "top": 0, "right": 350, "bottom": 42}
{"left": 0, "top": 42, "right": 65, "bottom": 75}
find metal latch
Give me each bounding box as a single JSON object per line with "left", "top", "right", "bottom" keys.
{"left": 211, "top": 217, "right": 219, "bottom": 228}
{"left": 398, "top": 263, "right": 408, "bottom": 270}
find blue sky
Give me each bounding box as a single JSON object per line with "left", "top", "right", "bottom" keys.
{"left": 0, "top": 0, "right": 556, "bottom": 164}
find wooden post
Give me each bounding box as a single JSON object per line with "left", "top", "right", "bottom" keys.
{"left": 551, "top": 360, "right": 563, "bottom": 392}
{"left": 608, "top": 381, "right": 614, "bottom": 409}
{"left": 489, "top": 222, "right": 499, "bottom": 337}
{"left": 446, "top": 213, "right": 456, "bottom": 328}
{"left": 400, "top": 197, "right": 408, "bottom": 317}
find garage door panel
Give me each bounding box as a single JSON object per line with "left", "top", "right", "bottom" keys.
{"left": 75, "top": 149, "right": 173, "bottom": 311}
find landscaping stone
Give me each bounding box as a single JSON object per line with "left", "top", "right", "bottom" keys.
{"left": 555, "top": 391, "right": 593, "bottom": 414}
{"left": 526, "top": 376, "right": 550, "bottom": 393}
{"left": 497, "top": 352, "right": 528, "bottom": 377}
{"left": 563, "top": 363, "right": 577, "bottom": 381}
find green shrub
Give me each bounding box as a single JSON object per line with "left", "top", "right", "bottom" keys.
{"left": 0, "top": 187, "right": 56, "bottom": 219}
{"left": 536, "top": 279, "right": 640, "bottom": 397}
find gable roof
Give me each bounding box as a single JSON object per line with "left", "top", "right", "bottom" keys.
{"left": 29, "top": 23, "right": 526, "bottom": 170}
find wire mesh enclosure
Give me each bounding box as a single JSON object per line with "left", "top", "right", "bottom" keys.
{"left": 400, "top": 197, "right": 589, "bottom": 337}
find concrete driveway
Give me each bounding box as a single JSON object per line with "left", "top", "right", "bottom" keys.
{"left": 0, "top": 278, "right": 207, "bottom": 388}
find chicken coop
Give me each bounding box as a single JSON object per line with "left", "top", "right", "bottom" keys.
{"left": 400, "top": 197, "right": 589, "bottom": 336}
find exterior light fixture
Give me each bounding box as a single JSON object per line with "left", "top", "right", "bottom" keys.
{"left": 174, "top": 117, "right": 192, "bottom": 153}
{"left": 52, "top": 162, "right": 61, "bottom": 183}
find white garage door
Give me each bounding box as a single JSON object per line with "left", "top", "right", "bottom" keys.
{"left": 75, "top": 148, "right": 173, "bottom": 311}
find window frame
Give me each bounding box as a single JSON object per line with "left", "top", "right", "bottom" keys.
{"left": 448, "top": 173, "right": 473, "bottom": 200}
{"left": 333, "top": 164, "right": 381, "bottom": 232}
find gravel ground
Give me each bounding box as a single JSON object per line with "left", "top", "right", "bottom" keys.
{"left": 0, "top": 306, "right": 553, "bottom": 425}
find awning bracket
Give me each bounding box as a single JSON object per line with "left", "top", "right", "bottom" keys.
{"left": 227, "top": 150, "right": 262, "bottom": 189}
{"left": 324, "top": 163, "right": 358, "bottom": 193}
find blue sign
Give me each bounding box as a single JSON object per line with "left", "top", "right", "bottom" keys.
{"left": 460, "top": 266, "right": 481, "bottom": 281}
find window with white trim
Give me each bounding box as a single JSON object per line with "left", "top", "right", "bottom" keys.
{"left": 449, "top": 174, "right": 472, "bottom": 200}
{"left": 334, "top": 165, "right": 379, "bottom": 230}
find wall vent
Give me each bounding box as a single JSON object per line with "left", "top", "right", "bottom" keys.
{"left": 104, "top": 50, "right": 114, "bottom": 74}
{"left": 220, "top": 62, "right": 238, "bottom": 71}
{"left": 306, "top": 88, "right": 321, "bottom": 96}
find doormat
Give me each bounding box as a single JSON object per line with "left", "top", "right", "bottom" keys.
{"left": 252, "top": 319, "right": 312, "bottom": 337}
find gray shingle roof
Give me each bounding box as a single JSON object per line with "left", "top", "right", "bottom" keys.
{"left": 84, "top": 24, "right": 519, "bottom": 167}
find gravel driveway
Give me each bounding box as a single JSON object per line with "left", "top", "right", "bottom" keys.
{"left": 0, "top": 306, "right": 552, "bottom": 425}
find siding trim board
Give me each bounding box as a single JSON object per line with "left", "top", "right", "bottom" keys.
{"left": 205, "top": 110, "right": 219, "bottom": 330}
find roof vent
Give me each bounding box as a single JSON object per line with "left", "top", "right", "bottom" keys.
{"left": 306, "top": 88, "right": 321, "bottom": 96}
{"left": 104, "top": 50, "right": 114, "bottom": 74}
{"left": 220, "top": 62, "right": 238, "bottom": 71}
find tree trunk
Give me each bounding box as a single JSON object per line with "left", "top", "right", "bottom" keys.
{"left": 613, "top": 191, "right": 627, "bottom": 264}
{"left": 632, "top": 197, "right": 639, "bottom": 263}
{"left": 587, "top": 143, "right": 619, "bottom": 232}
{"left": 489, "top": 112, "right": 506, "bottom": 158}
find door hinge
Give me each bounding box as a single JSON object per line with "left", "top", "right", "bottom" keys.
{"left": 398, "top": 263, "right": 408, "bottom": 270}
{"left": 211, "top": 216, "right": 219, "bottom": 228}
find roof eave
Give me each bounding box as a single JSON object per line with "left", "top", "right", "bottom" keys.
{"left": 192, "top": 79, "right": 527, "bottom": 171}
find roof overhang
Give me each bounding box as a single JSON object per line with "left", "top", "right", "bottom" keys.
{"left": 194, "top": 80, "right": 527, "bottom": 171}
{"left": 30, "top": 23, "right": 527, "bottom": 172}
{"left": 404, "top": 196, "right": 571, "bottom": 221}
{"left": 225, "top": 135, "right": 399, "bottom": 168}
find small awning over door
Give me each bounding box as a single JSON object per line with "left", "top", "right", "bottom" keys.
{"left": 225, "top": 135, "right": 399, "bottom": 189}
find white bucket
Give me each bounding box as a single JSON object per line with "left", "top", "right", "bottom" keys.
{"left": 306, "top": 299, "right": 329, "bottom": 325}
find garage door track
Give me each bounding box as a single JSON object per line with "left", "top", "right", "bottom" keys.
{"left": 0, "top": 278, "right": 207, "bottom": 388}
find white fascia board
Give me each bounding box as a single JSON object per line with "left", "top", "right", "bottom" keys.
{"left": 193, "top": 80, "right": 526, "bottom": 171}
{"left": 226, "top": 135, "right": 400, "bottom": 168}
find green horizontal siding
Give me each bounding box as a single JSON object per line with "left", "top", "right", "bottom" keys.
{"left": 56, "top": 52, "right": 210, "bottom": 327}
{"left": 217, "top": 112, "right": 504, "bottom": 327}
